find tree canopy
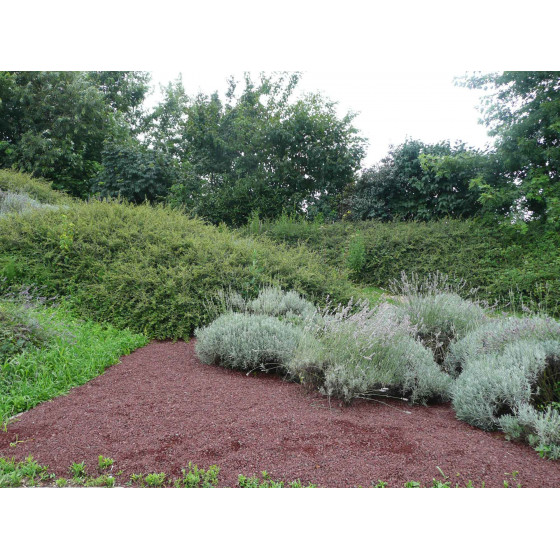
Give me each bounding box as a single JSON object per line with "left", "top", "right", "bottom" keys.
{"left": 349, "top": 139, "right": 484, "bottom": 221}
{"left": 0, "top": 71, "right": 150, "bottom": 196}
{"left": 162, "top": 73, "right": 366, "bottom": 225}
{"left": 2, "top": 70, "right": 559, "bottom": 228}
{"left": 458, "top": 71, "right": 560, "bottom": 227}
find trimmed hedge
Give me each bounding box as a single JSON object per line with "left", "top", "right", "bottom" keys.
{"left": 246, "top": 217, "right": 560, "bottom": 315}
{"left": 0, "top": 175, "right": 354, "bottom": 339}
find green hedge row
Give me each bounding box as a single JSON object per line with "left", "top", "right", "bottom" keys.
{"left": 247, "top": 217, "right": 560, "bottom": 315}
{"left": 0, "top": 176, "right": 354, "bottom": 339}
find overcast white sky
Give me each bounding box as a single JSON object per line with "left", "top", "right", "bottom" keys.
{"left": 148, "top": 70, "right": 493, "bottom": 167}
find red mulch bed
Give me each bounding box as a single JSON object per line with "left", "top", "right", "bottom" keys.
{"left": 1, "top": 340, "right": 560, "bottom": 487}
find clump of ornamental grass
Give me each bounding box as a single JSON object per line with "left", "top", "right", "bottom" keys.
{"left": 195, "top": 312, "right": 303, "bottom": 373}
{"left": 390, "top": 271, "right": 488, "bottom": 364}
{"left": 446, "top": 314, "right": 560, "bottom": 377}
{"left": 451, "top": 339, "right": 560, "bottom": 457}
{"left": 288, "top": 299, "right": 451, "bottom": 404}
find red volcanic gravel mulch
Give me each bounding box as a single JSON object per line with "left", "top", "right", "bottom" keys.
{"left": 1, "top": 340, "right": 560, "bottom": 487}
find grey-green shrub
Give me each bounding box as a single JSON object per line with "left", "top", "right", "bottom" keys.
{"left": 0, "top": 191, "right": 58, "bottom": 216}
{"left": 446, "top": 315, "right": 560, "bottom": 376}
{"left": 204, "top": 287, "right": 317, "bottom": 324}
{"left": 451, "top": 339, "right": 560, "bottom": 431}
{"left": 195, "top": 312, "right": 303, "bottom": 372}
{"left": 499, "top": 403, "right": 560, "bottom": 459}
{"left": 288, "top": 301, "right": 451, "bottom": 403}
{"left": 391, "top": 272, "right": 488, "bottom": 364}
{"left": 247, "top": 287, "right": 316, "bottom": 319}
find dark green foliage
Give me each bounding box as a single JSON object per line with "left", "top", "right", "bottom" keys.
{"left": 0, "top": 71, "right": 149, "bottom": 197}
{"left": 350, "top": 140, "right": 483, "bottom": 222}
{"left": 249, "top": 217, "right": 560, "bottom": 315}
{"left": 0, "top": 72, "right": 121, "bottom": 196}
{"left": 91, "top": 142, "right": 180, "bottom": 203}
{"left": 459, "top": 72, "right": 560, "bottom": 227}
{"left": 85, "top": 71, "right": 151, "bottom": 132}
{"left": 163, "top": 73, "right": 366, "bottom": 225}
{"left": 0, "top": 174, "right": 354, "bottom": 339}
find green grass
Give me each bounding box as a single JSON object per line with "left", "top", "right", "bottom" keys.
{"left": 353, "top": 285, "right": 392, "bottom": 306}
{"left": 0, "top": 303, "right": 147, "bottom": 423}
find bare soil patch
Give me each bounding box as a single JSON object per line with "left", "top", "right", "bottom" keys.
{"left": 1, "top": 340, "right": 559, "bottom": 487}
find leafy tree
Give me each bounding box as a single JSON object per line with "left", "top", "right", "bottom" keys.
{"left": 0, "top": 71, "right": 132, "bottom": 196}
{"left": 86, "top": 71, "right": 151, "bottom": 132}
{"left": 458, "top": 72, "right": 560, "bottom": 227}
{"left": 350, "top": 139, "right": 483, "bottom": 221}
{"left": 419, "top": 148, "right": 510, "bottom": 222}
{"left": 90, "top": 142, "right": 180, "bottom": 203}
{"left": 163, "top": 73, "right": 366, "bottom": 225}
{"left": 141, "top": 76, "right": 189, "bottom": 158}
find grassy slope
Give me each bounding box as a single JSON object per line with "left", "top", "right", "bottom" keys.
{"left": 0, "top": 303, "right": 147, "bottom": 423}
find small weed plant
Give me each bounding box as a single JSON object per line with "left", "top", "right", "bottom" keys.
{"left": 69, "top": 461, "right": 87, "bottom": 479}
{"left": 0, "top": 456, "right": 528, "bottom": 487}
{"left": 174, "top": 462, "right": 220, "bottom": 488}
{"left": 237, "top": 471, "right": 315, "bottom": 488}
{"left": 98, "top": 455, "right": 115, "bottom": 471}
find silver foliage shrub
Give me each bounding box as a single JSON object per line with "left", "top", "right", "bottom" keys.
{"left": 247, "top": 286, "right": 316, "bottom": 319}
{"left": 288, "top": 300, "right": 451, "bottom": 404}
{"left": 0, "top": 190, "right": 58, "bottom": 216}
{"left": 195, "top": 312, "right": 302, "bottom": 372}
{"left": 446, "top": 315, "right": 560, "bottom": 376}
{"left": 204, "top": 287, "right": 316, "bottom": 324}
{"left": 452, "top": 339, "right": 560, "bottom": 433}
{"left": 499, "top": 404, "right": 560, "bottom": 459}
{"left": 391, "top": 272, "right": 488, "bottom": 364}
